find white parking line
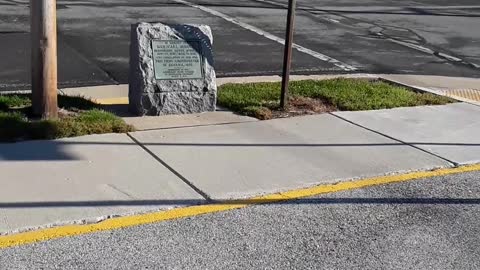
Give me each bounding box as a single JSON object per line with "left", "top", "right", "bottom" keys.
{"left": 375, "top": 33, "right": 480, "bottom": 69}
{"left": 173, "top": 0, "right": 357, "bottom": 71}
{"left": 255, "top": 0, "right": 480, "bottom": 70}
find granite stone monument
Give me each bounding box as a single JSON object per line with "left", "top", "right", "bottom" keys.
{"left": 129, "top": 23, "right": 216, "bottom": 115}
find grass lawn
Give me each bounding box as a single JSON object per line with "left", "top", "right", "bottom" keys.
{"left": 0, "top": 94, "right": 134, "bottom": 142}
{"left": 218, "top": 78, "right": 455, "bottom": 119}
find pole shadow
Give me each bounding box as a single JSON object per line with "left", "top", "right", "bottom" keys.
{"left": 0, "top": 197, "right": 479, "bottom": 209}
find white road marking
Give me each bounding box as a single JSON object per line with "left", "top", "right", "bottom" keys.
{"left": 377, "top": 33, "right": 480, "bottom": 68}
{"left": 255, "top": 0, "right": 480, "bottom": 69}
{"left": 173, "top": 0, "right": 357, "bottom": 71}
{"left": 436, "top": 52, "right": 463, "bottom": 62}
{"left": 325, "top": 18, "right": 340, "bottom": 23}
{"left": 379, "top": 34, "right": 435, "bottom": 54}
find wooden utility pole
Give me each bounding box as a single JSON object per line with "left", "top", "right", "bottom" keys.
{"left": 280, "top": 0, "right": 296, "bottom": 110}
{"left": 30, "top": 0, "right": 58, "bottom": 119}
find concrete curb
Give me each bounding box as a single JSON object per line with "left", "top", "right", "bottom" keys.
{"left": 70, "top": 74, "right": 378, "bottom": 103}
{"left": 377, "top": 77, "right": 480, "bottom": 107}
{"left": 1, "top": 163, "right": 479, "bottom": 248}
{"left": 1, "top": 74, "right": 376, "bottom": 101}
{"left": 3, "top": 74, "right": 479, "bottom": 106}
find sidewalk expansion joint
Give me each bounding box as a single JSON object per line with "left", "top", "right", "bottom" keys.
{"left": 329, "top": 113, "right": 459, "bottom": 166}
{"left": 135, "top": 120, "right": 257, "bottom": 132}
{"left": 126, "top": 133, "right": 213, "bottom": 201}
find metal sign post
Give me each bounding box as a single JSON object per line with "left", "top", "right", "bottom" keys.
{"left": 30, "top": 0, "right": 58, "bottom": 119}
{"left": 280, "top": 0, "right": 297, "bottom": 109}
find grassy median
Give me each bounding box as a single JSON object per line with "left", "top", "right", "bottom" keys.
{"left": 0, "top": 94, "right": 133, "bottom": 142}
{"left": 218, "top": 78, "right": 455, "bottom": 119}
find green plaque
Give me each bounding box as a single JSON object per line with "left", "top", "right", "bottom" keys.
{"left": 152, "top": 39, "right": 203, "bottom": 80}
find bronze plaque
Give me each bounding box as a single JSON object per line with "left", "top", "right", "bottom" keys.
{"left": 152, "top": 39, "right": 203, "bottom": 80}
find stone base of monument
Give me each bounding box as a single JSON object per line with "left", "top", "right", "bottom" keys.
{"left": 129, "top": 23, "right": 217, "bottom": 116}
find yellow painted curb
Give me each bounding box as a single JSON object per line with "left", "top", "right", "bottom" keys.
{"left": 94, "top": 97, "right": 129, "bottom": 105}
{"left": 1, "top": 164, "right": 479, "bottom": 249}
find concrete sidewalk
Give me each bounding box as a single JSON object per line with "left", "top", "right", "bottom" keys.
{"left": 54, "top": 74, "right": 480, "bottom": 132}
{"left": 1, "top": 101, "right": 479, "bottom": 234}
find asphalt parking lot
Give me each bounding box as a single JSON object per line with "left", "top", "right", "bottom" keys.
{"left": 0, "top": 0, "right": 479, "bottom": 90}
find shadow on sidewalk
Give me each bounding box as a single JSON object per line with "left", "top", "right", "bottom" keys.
{"left": 0, "top": 197, "right": 479, "bottom": 209}
{"left": 0, "top": 139, "right": 479, "bottom": 161}
{"left": 0, "top": 140, "right": 79, "bottom": 161}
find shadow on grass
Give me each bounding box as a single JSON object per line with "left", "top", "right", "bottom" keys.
{"left": 0, "top": 94, "right": 134, "bottom": 143}
{"left": 0, "top": 111, "right": 133, "bottom": 143}
{"left": 0, "top": 94, "right": 100, "bottom": 113}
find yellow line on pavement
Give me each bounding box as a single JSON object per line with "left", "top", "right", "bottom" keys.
{"left": 1, "top": 163, "right": 480, "bottom": 249}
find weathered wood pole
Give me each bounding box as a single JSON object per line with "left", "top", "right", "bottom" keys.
{"left": 280, "top": 0, "right": 297, "bottom": 109}
{"left": 30, "top": 0, "right": 58, "bottom": 119}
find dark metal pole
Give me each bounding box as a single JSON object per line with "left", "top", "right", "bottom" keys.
{"left": 280, "top": 0, "right": 296, "bottom": 109}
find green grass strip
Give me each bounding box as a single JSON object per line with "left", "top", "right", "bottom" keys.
{"left": 218, "top": 78, "right": 455, "bottom": 119}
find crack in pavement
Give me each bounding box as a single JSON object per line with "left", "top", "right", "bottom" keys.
{"left": 252, "top": 0, "right": 480, "bottom": 71}
{"left": 1, "top": 0, "right": 27, "bottom": 6}
{"left": 369, "top": 29, "right": 480, "bottom": 70}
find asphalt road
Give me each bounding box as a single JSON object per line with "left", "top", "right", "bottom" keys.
{"left": 0, "top": 0, "right": 479, "bottom": 90}
{"left": 1, "top": 170, "right": 479, "bottom": 269}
